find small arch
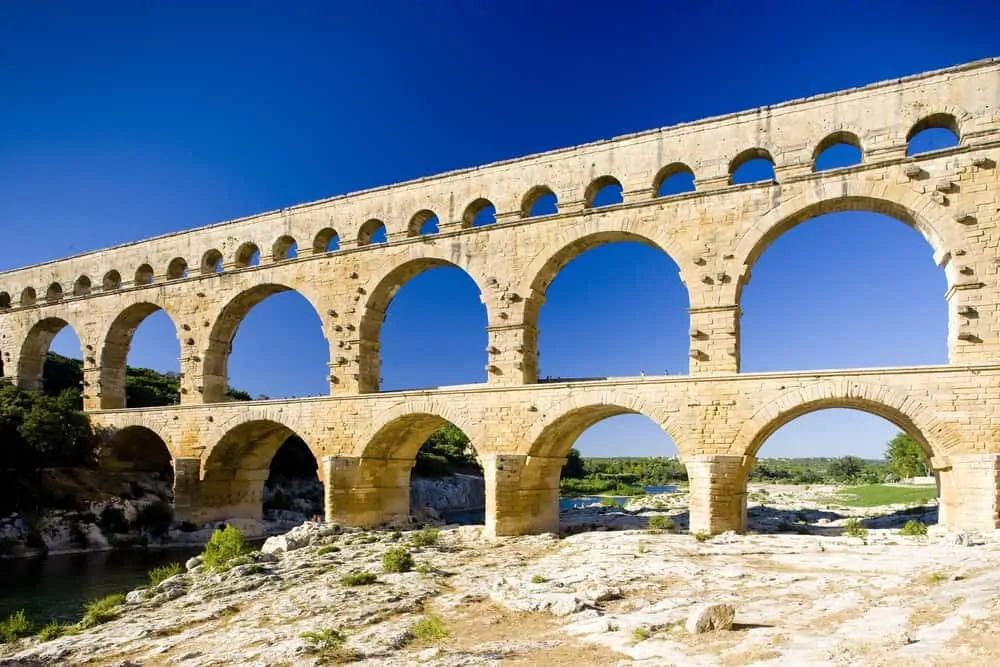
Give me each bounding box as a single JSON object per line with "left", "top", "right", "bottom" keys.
{"left": 729, "top": 148, "right": 776, "bottom": 185}
{"left": 272, "top": 235, "right": 298, "bottom": 261}
{"left": 463, "top": 198, "right": 496, "bottom": 227}
{"left": 18, "top": 317, "right": 83, "bottom": 388}
{"left": 0, "top": 292, "right": 10, "bottom": 310}
{"left": 906, "top": 113, "right": 961, "bottom": 155}
{"left": 812, "top": 131, "right": 863, "bottom": 172}
{"left": 409, "top": 209, "right": 439, "bottom": 236}
{"left": 166, "top": 257, "right": 188, "bottom": 280}
{"left": 134, "top": 264, "right": 154, "bottom": 286}
{"left": 201, "top": 249, "right": 224, "bottom": 275}
{"left": 360, "top": 401, "right": 481, "bottom": 461}
{"left": 521, "top": 185, "right": 559, "bottom": 218}
{"left": 358, "top": 219, "right": 387, "bottom": 246}
{"left": 654, "top": 163, "right": 696, "bottom": 197}
{"left": 235, "top": 242, "right": 261, "bottom": 268}
{"left": 584, "top": 175, "right": 623, "bottom": 209}
{"left": 72, "top": 276, "right": 92, "bottom": 297}
{"left": 46, "top": 282, "right": 63, "bottom": 303}
{"left": 103, "top": 270, "right": 123, "bottom": 291}
{"left": 313, "top": 228, "right": 340, "bottom": 253}
{"left": 20, "top": 287, "right": 37, "bottom": 307}
{"left": 100, "top": 302, "right": 181, "bottom": 409}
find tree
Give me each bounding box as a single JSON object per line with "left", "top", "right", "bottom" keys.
{"left": 413, "top": 424, "right": 481, "bottom": 477}
{"left": 826, "top": 455, "right": 865, "bottom": 483}
{"left": 885, "top": 432, "right": 929, "bottom": 479}
{"left": 561, "top": 448, "right": 586, "bottom": 479}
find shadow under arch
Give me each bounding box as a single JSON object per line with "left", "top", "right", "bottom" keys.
{"left": 358, "top": 256, "right": 487, "bottom": 393}
{"left": 17, "top": 317, "right": 86, "bottom": 390}
{"left": 100, "top": 301, "right": 182, "bottom": 409}
{"left": 100, "top": 424, "right": 174, "bottom": 477}
{"left": 203, "top": 283, "right": 327, "bottom": 403}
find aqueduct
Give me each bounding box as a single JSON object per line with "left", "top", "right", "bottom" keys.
{"left": 2, "top": 58, "right": 999, "bottom": 536}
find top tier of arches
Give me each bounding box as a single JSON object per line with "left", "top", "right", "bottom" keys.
{"left": 0, "top": 59, "right": 995, "bottom": 309}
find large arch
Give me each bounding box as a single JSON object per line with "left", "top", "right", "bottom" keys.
{"left": 357, "top": 399, "right": 483, "bottom": 461}
{"left": 100, "top": 425, "right": 174, "bottom": 476}
{"left": 17, "top": 317, "right": 86, "bottom": 390}
{"left": 99, "top": 301, "right": 182, "bottom": 409}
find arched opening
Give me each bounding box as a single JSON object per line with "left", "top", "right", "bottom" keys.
{"left": 134, "top": 264, "right": 154, "bottom": 286}
{"left": 463, "top": 198, "right": 496, "bottom": 227}
{"left": 906, "top": 113, "right": 960, "bottom": 156}
{"left": 264, "top": 435, "right": 322, "bottom": 522}
{"left": 740, "top": 207, "right": 946, "bottom": 372}
{"left": 18, "top": 318, "right": 84, "bottom": 394}
{"left": 813, "top": 132, "right": 863, "bottom": 171}
{"left": 747, "top": 406, "right": 938, "bottom": 534}
{"left": 201, "top": 420, "right": 319, "bottom": 523}
{"left": 409, "top": 209, "right": 439, "bottom": 236}
{"left": 729, "top": 148, "right": 776, "bottom": 185}
{"left": 0, "top": 292, "right": 10, "bottom": 310}
{"left": 521, "top": 185, "right": 558, "bottom": 218}
{"left": 234, "top": 242, "right": 261, "bottom": 268}
{"left": 100, "top": 426, "right": 174, "bottom": 502}
{"left": 101, "top": 304, "right": 181, "bottom": 409}
{"left": 166, "top": 258, "right": 188, "bottom": 280}
{"left": 313, "top": 228, "right": 339, "bottom": 253}
{"left": 205, "top": 285, "right": 327, "bottom": 402}
{"left": 45, "top": 282, "right": 63, "bottom": 303}
{"left": 358, "top": 219, "right": 387, "bottom": 246}
{"left": 20, "top": 287, "right": 36, "bottom": 307}
{"left": 584, "top": 176, "right": 623, "bottom": 209}
{"left": 201, "top": 249, "right": 224, "bottom": 275}
{"left": 364, "top": 260, "right": 486, "bottom": 392}
{"left": 272, "top": 235, "right": 297, "bottom": 261}
{"left": 654, "top": 163, "right": 696, "bottom": 197}
{"left": 73, "top": 276, "right": 92, "bottom": 297}
{"left": 530, "top": 234, "right": 689, "bottom": 380}
{"left": 103, "top": 271, "right": 122, "bottom": 291}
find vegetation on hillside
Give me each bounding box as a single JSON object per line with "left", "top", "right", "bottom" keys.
{"left": 413, "top": 424, "right": 482, "bottom": 477}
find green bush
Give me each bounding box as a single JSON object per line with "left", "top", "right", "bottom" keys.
{"left": 81, "top": 593, "right": 126, "bottom": 628}
{"left": 317, "top": 545, "right": 341, "bottom": 555}
{"left": 382, "top": 547, "right": 415, "bottom": 573}
{"left": 843, "top": 518, "right": 868, "bottom": 539}
{"left": 647, "top": 515, "right": 673, "bottom": 532}
{"left": 202, "top": 525, "right": 251, "bottom": 571}
{"left": 410, "top": 528, "right": 439, "bottom": 547}
{"left": 0, "top": 610, "right": 33, "bottom": 643}
{"left": 411, "top": 615, "right": 449, "bottom": 642}
{"left": 149, "top": 562, "right": 182, "bottom": 587}
{"left": 136, "top": 501, "right": 173, "bottom": 537}
{"left": 530, "top": 574, "right": 547, "bottom": 584}
{"left": 300, "top": 627, "right": 353, "bottom": 660}
{"left": 900, "top": 519, "right": 928, "bottom": 537}
{"left": 340, "top": 571, "right": 378, "bottom": 586}
{"left": 38, "top": 621, "right": 75, "bottom": 642}
{"left": 632, "top": 626, "right": 651, "bottom": 642}
{"left": 693, "top": 531, "right": 711, "bottom": 543}
{"left": 98, "top": 506, "right": 129, "bottom": 535}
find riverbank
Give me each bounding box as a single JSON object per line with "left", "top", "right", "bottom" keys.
{"left": 6, "top": 484, "right": 996, "bottom": 666}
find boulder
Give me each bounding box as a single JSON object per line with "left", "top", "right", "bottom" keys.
{"left": 185, "top": 556, "right": 204, "bottom": 571}
{"left": 685, "top": 603, "right": 735, "bottom": 633}
{"left": 262, "top": 521, "right": 341, "bottom": 554}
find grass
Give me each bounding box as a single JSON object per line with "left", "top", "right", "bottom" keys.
{"left": 828, "top": 484, "right": 937, "bottom": 508}
{"left": 0, "top": 610, "right": 33, "bottom": 643}
{"left": 148, "top": 562, "right": 182, "bottom": 587}
{"left": 317, "top": 544, "right": 341, "bottom": 555}
{"left": 81, "top": 593, "right": 126, "bottom": 628}
{"left": 632, "top": 626, "right": 651, "bottom": 642}
{"left": 647, "top": 515, "right": 673, "bottom": 532}
{"left": 341, "top": 571, "right": 378, "bottom": 586}
{"left": 411, "top": 615, "right": 449, "bottom": 642}
{"left": 38, "top": 621, "right": 78, "bottom": 642}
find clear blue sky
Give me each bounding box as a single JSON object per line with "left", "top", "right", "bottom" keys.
{"left": 1, "top": 1, "right": 996, "bottom": 459}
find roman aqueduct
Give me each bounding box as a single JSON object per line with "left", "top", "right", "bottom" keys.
{"left": 1, "top": 59, "right": 999, "bottom": 536}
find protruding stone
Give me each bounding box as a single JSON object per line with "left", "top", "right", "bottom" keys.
{"left": 686, "top": 603, "right": 735, "bottom": 633}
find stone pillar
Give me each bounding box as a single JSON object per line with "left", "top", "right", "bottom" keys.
{"left": 485, "top": 324, "right": 538, "bottom": 385}
{"left": 197, "top": 468, "right": 270, "bottom": 524}
{"left": 172, "top": 457, "right": 202, "bottom": 523}
{"left": 81, "top": 366, "right": 102, "bottom": 411}
{"left": 686, "top": 454, "right": 751, "bottom": 534}
{"left": 688, "top": 306, "right": 740, "bottom": 375}
{"left": 941, "top": 454, "right": 1000, "bottom": 532}
{"left": 484, "top": 454, "right": 564, "bottom": 537}
{"left": 322, "top": 456, "right": 414, "bottom": 527}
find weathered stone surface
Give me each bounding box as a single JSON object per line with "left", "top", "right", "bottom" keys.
{"left": 685, "top": 603, "right": 736, "bottom": 633}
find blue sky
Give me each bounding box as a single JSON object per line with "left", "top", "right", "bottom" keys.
{"left": 1, "top": 1, "right": 995, "bottom": 459}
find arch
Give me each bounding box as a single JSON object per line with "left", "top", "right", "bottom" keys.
{"left": 653, "top": 163, "right": 696, "bottom": 197}
{"left": 584, "top": 175, "right": 623, "bottom": 209}
{"left": 20, "top": 287, "right": 36, "bottom": 307}
{"left": 18, "top": 317, "right": 85, "bottom": 388}
{"left": 100, "top": 301, "right": 181, "bottom": 409}
{"left": 166, "top": 257, "right": 188, "bottom": 280}
{"left": 358, "top": 219, "right": 387, "bottom": 246}
{"left": 0, "top": 292, "right": 10, "bottom": 310}
{"left": 73, "top": 275, "right": 92, "bottom": 297}
{"left": 45, "top": 282, "right": 63, "bottom": 303}
{"left": 203, "top": 283, "right": 325, "bottom": 403}
{"left": 906, "top": 113, "right": 961, "bottom": 155}
{"left": 200, "top": 249, "right": 223, "bottom": 275}
{"left": 134, "top": 264, "right": 154, "bottom": 286}
{"left": 729, "top": 148, "right": 776, "bottom": 185}
{"left": 409, "top": 209, "right": 439, "bottom": 236}
{"left": 272, "top": 235, "right": 297, "bottom": 261}
{"left": 812, "top": 131, "right": 863, "bottom": 171}
{"left": 100, "top": 425, "right": 174, "bottom": 476}
{"left": 313, "top": 227, "right": 339, "bottom": 254}
{"left": 358, "top": 400, "right": 482, "bottom": 460}
{"left": 103, "top": 270, "right": 122, "bottom": 291}
{"left": 521, "top": 185, "right": 558, "bottom": 218}
{"left": 463, "top": 198, "right": 496, "bottom": 228}
{"left": 734, "top": 381, "right": 961, "bottom": 460}
{"left": 234, "top": 242, "right": 261, "bottom": 268}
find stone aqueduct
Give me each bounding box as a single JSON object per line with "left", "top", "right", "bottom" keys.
{"left": 2, "top": 59, "right": 999, "bottom": 537}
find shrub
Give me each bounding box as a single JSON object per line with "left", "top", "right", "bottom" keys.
{"left": 0, "top": 610, "right": 33, "bottom": 643}
{"left": 415, "top": 563, "right": 434, "bottom": 575}
{"left": 843, "top": 518, "right": 868, "bottom": 539}
{"left": 648, "top": 515, "right": 673, "bottom": 532}
{"left": 632, "top": 627, "right": 651, "bottom": 642}
{"left": 693, "top": 531, "right": 711, "bottom": 543}
{"left": 148, "top": 562, "right": 182, "bottom": 587}
{"left": 81, "top": 593, "right": 126, "bottom": 628}
{"left": 317, "top": 545, "right": 341, "bottom": 555}
{"left": 531, "top": 574, "right": 547, "bottom": 584}
{"left": 410, "top": 528, "right": 439, "bottom": 547}
{"left": 340, "top": 571, "right": 378, "bottom": 586}
{"left": 202, "top": 525, "right": 251, "bottom": 571}
{"left": 300, "top": 627, "right": 353, "bottom": 660}
{"left": 382, "top": 547, "right": 415, "bottom": 573}
{"left": 900, "top": 519, "right": 928, "bottom": 537}
{"left": 136, "top": 501, "right": 173, "bottom": 538}
{"left": 412, "top": 615, "right": 448, "bottom": 642}
{"left": 38, "top": 621, "right": 74, "bottom": 642}
{"left": 390, "top": 530, "right": 402, "bottom": 541}
{"left": 98, "top": 506, "right": 129, "bottom": 535}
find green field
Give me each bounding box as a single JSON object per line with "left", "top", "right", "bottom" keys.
{"left": 826, "top": 484, "right": 937, "bottom": 507}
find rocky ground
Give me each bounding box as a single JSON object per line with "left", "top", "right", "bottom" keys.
{"left": 3, "top": 484, "right": 999, "bottom": 666}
